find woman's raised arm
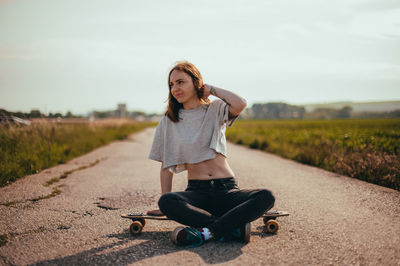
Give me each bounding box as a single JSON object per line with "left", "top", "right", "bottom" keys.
{"left": 203, "top": 84, "right": 247, "bottom": 117}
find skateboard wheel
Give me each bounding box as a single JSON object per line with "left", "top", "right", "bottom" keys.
{"left": 134, "top": 218, "right": 146, "bottom": 227}
{"left": 263, "top": 217, "right": 276, "bottom": 224}
{"left": 130, "top": 221, "right": 143, "bottom": 235}
{"left": 265, "top": 220, "right": 279, "bottom": 234}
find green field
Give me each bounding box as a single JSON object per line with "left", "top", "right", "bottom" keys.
{"left": 0, "top": 120, "right": 155, "bottom": 187}
{"left": 227, "top": 119, "right": 400, "bottom": 191}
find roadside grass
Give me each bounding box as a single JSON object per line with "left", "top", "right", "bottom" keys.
{"left": 0, "top": 120, "right": 155, "bottom": 187}
{"left": 227, "top": 119, "right": 400, "bottom": 191}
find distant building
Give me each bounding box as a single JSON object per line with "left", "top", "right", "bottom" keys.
{"left": 90, "top": 103, "right": 163, "bottom": 120}
{"left": 251, "top": 103, "right": 305, "bottom": 119}
{"left": 117, "top": 104, "right": 127, "bottom": 118}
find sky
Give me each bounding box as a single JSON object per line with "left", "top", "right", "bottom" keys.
{"left": 0, "top": 0, "right": 400, "bottom": 115}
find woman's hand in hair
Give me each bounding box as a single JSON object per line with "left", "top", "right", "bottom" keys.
{"left": 201, "top": 84, "right": 212, "bottom": 99}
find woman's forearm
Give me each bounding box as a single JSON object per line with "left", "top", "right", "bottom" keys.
{"left": 206, "top": 84, "right": 247, "bottom": 116}
{"left": 160, "top": 164, "right": 173, "bottom": 194}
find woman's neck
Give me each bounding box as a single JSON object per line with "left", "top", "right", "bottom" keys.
{"left": 183, "top": 99, "right": 202, "bottom": 110}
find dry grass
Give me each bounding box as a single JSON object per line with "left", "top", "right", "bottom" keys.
{"left": 227, "top": 119, "right": 400, "bottom": 190}
{"left": 0, "top": 119, "right": 155, "bottom": 187}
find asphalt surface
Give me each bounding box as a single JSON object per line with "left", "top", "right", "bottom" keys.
{"left": 0, "top": 127, "right": 399, "bottom": 265}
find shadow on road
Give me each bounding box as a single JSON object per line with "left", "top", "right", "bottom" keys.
{"left": 31, "top": 230, "right": 252, "bottom": 265}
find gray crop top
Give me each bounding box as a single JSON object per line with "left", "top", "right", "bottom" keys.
{"left": 148, "top": 99, "right": 236, "bottom": 173}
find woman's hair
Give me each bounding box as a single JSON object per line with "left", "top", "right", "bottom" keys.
{"left": 165, "top": 61, "right": 210, "bottom": 122}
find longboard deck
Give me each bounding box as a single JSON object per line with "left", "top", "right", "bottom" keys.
{"left": 263, "top": 210, "right": 289, "bottom": 218}
{"left": 122, "top": 210, "right": 289, "bottom": 235}
{"left": 121, "top": 213, "right": 169, "bottom": 220}
{"left": 121, "top": 210, "right": 289, "bottom": 220}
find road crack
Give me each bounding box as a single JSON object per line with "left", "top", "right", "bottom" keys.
{"left": 43, "top": 157, "right": 107, "bottom": 187}
{"left": 0, "top": 158, "right": 106, "bottom": 207}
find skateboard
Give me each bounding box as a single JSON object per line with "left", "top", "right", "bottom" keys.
{"left": 121, "top": 210, "right": 289, "bottom": 235}
{"left": 262, "top": 210, "right": 289, "bottom": 233}
{"left": 121, "top": 213, "right": 170, "bottom": 235}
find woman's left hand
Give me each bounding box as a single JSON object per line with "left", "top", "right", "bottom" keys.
{"left": 201, "top": 84, "right": 211, "bottom": 99}
{"left": 147, "top": 209, "right": 164, "bottom": 216}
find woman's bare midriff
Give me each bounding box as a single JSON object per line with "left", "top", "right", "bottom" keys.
{"left": 186, "top": 154, "right": 235, "bottom": 180}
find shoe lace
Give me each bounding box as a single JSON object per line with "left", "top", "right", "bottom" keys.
{"left": 185, "top": 228, "right": 204, "bottom": 248}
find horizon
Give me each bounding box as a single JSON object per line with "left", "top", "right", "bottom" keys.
{"left": 3, "top": 98, "right": 400, "bottom": 116}
{"left": 1, "top": 0, "right": 400, "bottom": 114}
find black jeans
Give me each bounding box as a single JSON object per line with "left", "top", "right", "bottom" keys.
{"left": 158, "top": 177, "right": 275, "bottom": 238}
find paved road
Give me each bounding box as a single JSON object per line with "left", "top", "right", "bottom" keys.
{"left": 1, "top": 128, "right": 399, "bottom": 265}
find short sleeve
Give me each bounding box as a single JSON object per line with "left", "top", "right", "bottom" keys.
{"left": 214, "top": 99, "right": 237, "bottom": 127}
{"left": 148, "top": 117, "right": 165, "bottom": 162}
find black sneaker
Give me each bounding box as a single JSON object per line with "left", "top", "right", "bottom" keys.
{"left": 171, "top": 226, "right": 205, "bottom": 247}
{"left": 220, "top": 223, "right": 251, "bottom": 243}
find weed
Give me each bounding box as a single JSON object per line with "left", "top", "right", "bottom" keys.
{"left": 32, "top": 226, "right": 46, "bottom": 234}
{"left": 0, "top": 234, "right": 7, "bottom": 247}
{"left": 43, "top": 177, "right": 60, "bottom": 187}
{"left": 51, "top": 159, "right": 102, "bottom": 184}
{"left": 30, "top": 188, "right": 62, "bottom": 202}
{"left": 62, "top": 171, "right": 73, "bottom": 178}
{"left": 0, "top": 201, "right": 19, "bottom": 207}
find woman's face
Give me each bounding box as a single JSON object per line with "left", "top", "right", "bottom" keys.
{"left": 169, "top": 70, "right": 198, "bottom": 105}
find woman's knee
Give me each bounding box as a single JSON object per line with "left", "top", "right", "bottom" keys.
{"left": 256, "top": 189, "right": 275, "bottom": 208}
{"left": 158, "top": 192, "right": 179, "bottom": 213}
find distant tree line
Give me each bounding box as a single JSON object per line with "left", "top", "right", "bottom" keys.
{"left": 90, "top": 110, "right": 157, "bottom": 119}
{"left": 0, "top": 109, "right": 82, "bottom": 119}
{"left": 2, "top": 103, "right": 399, "bottom": 122}
{"left": 244, "top": 103, "right": 400, "bottom": 119}
{"left": 351, "top": 110, "right": 400, "bottom": 119}
{"left": 305, "top": 106, "right": 353, "bottom": 119}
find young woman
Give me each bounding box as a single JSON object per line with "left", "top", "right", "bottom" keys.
{"left": 148, "top": 61, "right": 275, "bottom": 247}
